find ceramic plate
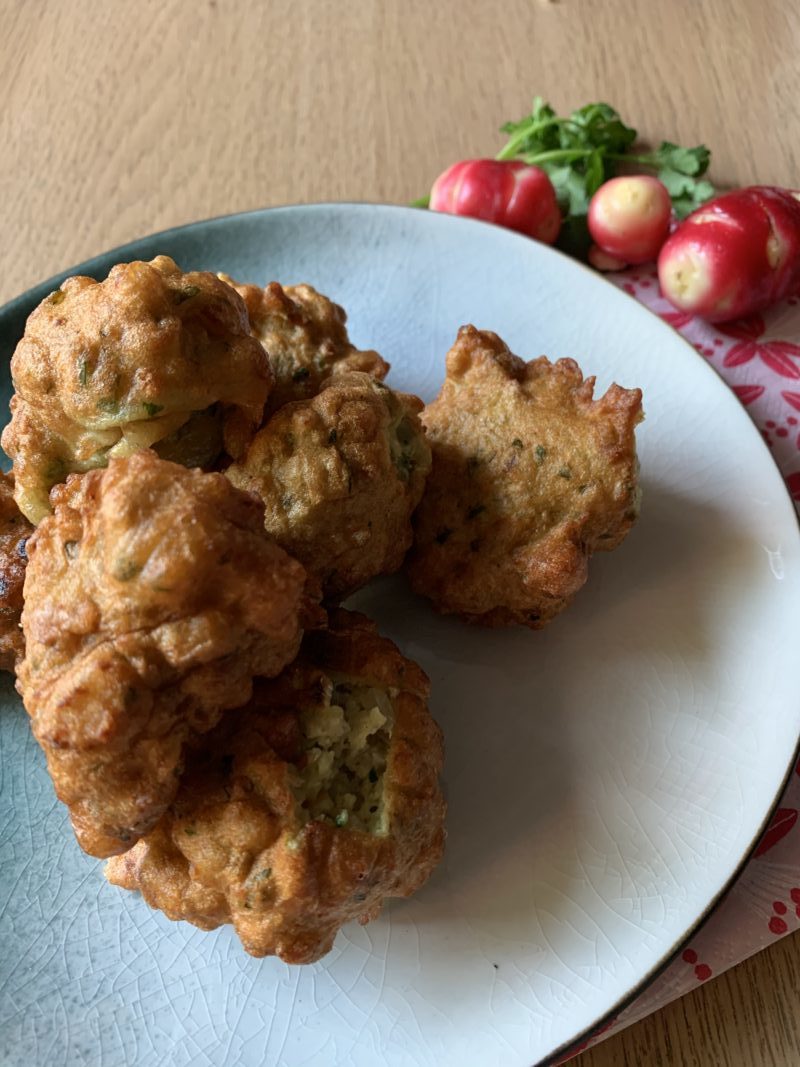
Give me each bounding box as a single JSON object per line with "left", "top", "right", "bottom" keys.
{"left": 1, "top": 205, "right": 799, "bottom": 1067}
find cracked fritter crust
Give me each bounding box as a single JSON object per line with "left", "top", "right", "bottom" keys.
{"left": 18, "top": 451, "right": 311, "bottom": 857}
{"left": 407, "top": 326, "right": 643, "bottom": 628}
{"left": 105, "top": 609, "right": 445, "bottom": 963}
{"left": 0, "top": 472, "right": 33, "bottom": 672}
{"left": 226, "top": 372, "right": 431, "bottom": 600}
{"left": 3, "top": 256, "right": 271, "bottom": 524}
{"left": 222, "top": 278, "right": 389, "bottom": 416}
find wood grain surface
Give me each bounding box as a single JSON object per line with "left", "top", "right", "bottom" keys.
{"left": 3, "top": 1, "right": 800, "bottom": 1064}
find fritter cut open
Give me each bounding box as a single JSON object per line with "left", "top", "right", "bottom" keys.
{"left": 106, "top": 610, "right": 445, "bottom": 963}
{"left": 407, "top": 325, "right": 643, "bottom": 627}
{"left": 3, "top": 256, "right": 271, "bottom": 523}
{"left": 19, "top": 451, "right": 310, "bottom": 857}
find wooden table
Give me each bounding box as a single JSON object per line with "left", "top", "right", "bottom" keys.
{"left": 2, "top": 1, "right": 799, "bottom": 1063}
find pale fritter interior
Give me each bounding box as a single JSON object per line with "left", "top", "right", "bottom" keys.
{"left": 292, "top": 680, "right": 395, "bottom": 834}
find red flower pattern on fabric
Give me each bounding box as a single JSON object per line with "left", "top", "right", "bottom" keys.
{"left": 659, "top": 308, "right": 696, "bottom": 330}
{"left": 733, "top": 384, "right": 765, "bottom": 406}
{"left": 681, "top": 948, "right": 713, "bottom": 982}
{"left": 755, "top": 808, "right": 798, "bottom": 857}
{"left": 719, "top": 315, "right": 800, "bottom": 378}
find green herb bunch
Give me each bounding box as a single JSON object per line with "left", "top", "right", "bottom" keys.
{"left": 498, "top": 98, "right": 713, "bottom": 256}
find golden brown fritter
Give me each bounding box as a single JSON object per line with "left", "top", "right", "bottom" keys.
{"left": 3, "top": 256, "right": 271, "bottom": 524}
{"left": 19, "top": 450, "right": 311, "bottom": 858}
{"left": 106, "top": 609, "right": 445, "bottom": 963}
{"left": 0, "top": 472, "right": 33, "bottom": 672}
{"left": 226, "top": 373, "right": 431, "bottom": 600}
{"left": 221, "top": 278, "right": 389, "bottom": 415}
{"left": 407, "top": 326, "right": 643, "bottom": 628}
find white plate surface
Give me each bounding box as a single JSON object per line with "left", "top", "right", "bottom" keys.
{"left": 1, "top": 205, "right": 799, "bottom": 1067}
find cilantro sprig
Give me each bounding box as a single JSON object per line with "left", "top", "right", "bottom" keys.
{"left": 497, "top": 98, "right": 713, "bottom": 255}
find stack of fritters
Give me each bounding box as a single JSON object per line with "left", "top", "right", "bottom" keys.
{"left": 1, "top": 258, "right": 446, "bottom": 961}
{"left": 0, "top": 254, "right": 643, "bottom": 962}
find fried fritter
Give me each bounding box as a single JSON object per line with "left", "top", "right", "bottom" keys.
{"left": 19, "top": 451, "right": 311, "bottom": 858}
{"left": 3, "top": 256, "right": 271, "bottom": 524}
{"left": 221, "top": 278, "right": 389, "bottom": 415}
{"left": 0, "top": 472, "right": 33, "bottom": 672}
{"left": 407, "top": 326, "right": 643, "bottom": 628}
{"left": 226, "top": 372, "right": 431, "bottom": 600}
{"left": 106, "top": 609, "right": 445, "bottom": 963}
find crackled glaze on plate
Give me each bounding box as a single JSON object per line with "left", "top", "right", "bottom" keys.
{"left": 1, "top": 205, "right": 799, "bottom": 1067}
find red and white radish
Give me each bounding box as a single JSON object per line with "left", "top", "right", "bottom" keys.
{"left": 588, "top": 175, "right": 672, "bottom": 265}
{"left": 658, "top": 186, "right": 800, "bottom": 323}
{"left": 429, "top": 159, "right": 561, "bottom": 244}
